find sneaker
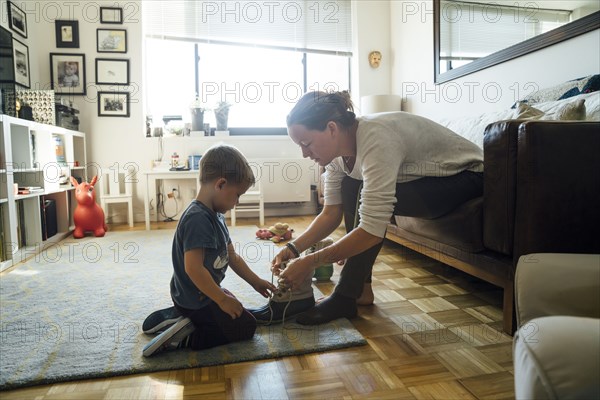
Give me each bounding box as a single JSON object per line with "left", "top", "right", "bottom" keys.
{"left": 143, "top": 306, "right": 182, "bottom": 334}
{"left": 142, "top": 317, "right": 195, "bottom": 357}
{"left": 248, "top": 296, "right": 315, "bottom": 325}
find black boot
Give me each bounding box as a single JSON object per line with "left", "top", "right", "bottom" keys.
{"left": 248, "top": 296, "right": 315, "bottom": 325}
{"left": 295, "top": 293, "right": 357, "bottom": 325}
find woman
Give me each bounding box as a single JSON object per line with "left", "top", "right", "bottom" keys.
{"left": 275, "top": 91, "right": 484, "bottom": 325}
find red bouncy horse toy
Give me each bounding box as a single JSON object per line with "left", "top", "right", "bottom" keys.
{"left": 70, "top": 176, "right": 108, "bottom": 238}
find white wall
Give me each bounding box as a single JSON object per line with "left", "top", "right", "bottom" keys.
{"left": 8, "top": 0, "right": 598, "bottom": 222}
{"left": 351, "top": 0, "right": 392, "bottom": 106}
{"left": 5, "top": 0, "right": 392, "bottom": 223}
{"left": 10, "top": 1, "right": 154, "bottom": 222}
{"left": 390, "top": 0, "right": 600, "bottom": 121}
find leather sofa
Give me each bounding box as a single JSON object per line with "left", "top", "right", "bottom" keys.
{"left": 513, "top": 253, "right": 600, "bottom": 399}
{"left": 385, "top": 119, "right": 600, "bottom": 334}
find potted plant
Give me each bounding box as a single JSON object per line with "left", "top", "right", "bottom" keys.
{"left": 214, "top": 101, "right": 231, "bottom": 131}
{"left": 190, "top": 97, "right": 207, "bottom": 132}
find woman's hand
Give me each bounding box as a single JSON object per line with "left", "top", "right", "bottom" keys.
{"left": 278, "top": 256, "right": 315, "bottom": 290}
{"left": 215, "top": 292, "right": 244, "bottom": 319}
{"left": 271, "top": 246, "right": 296, "bottom": 276}
{"left": 252, "top": 278, "right": 277, "bottom": 298}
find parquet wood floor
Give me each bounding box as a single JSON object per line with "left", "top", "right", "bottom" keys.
{"left": 1, "top": 216, "right": 515, "bottom": 399}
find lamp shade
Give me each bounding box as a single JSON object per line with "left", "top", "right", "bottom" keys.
{"left": 360, "top": 94, "right": 402, "bottom": 115}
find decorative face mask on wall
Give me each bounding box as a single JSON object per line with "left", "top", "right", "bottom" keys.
{"left": 368, "top": 51, "right": 382, "bottom": 68}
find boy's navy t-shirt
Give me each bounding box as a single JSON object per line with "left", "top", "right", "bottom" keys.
{"left": 170, "top": 200, "right": 231, "bottom": 310}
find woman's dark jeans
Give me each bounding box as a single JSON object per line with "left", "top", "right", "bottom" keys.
{"left": 335, "top": 171, "right": 483, "bottom": 299}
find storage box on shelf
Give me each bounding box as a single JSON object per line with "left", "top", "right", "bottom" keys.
{"left": 0, "top": 114, "right": 87, "bottom": 272}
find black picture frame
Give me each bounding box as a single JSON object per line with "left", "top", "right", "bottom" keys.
{"left": 7, "top": 1, "right": 27, "bottom": 38}
{"left": 0, "top": 25, "right": 14, "bottom": 83}
{"left": 55, "top": 20, "right": 80, "bottom": 48}
{"left": 12, "top": 38, "right": 29, "bottom": 88}
{"left": 49, "top": 53, "right": 87, "bottom": 95}
{"left": 98, "top": 91, "right": 130, "bottom": 117}
{"left": 100, "top": 7, "right": 123, "bottom": 24}
{"left": 95, "top": 58, "right": 130, "bottom": 85}
{"left": 97, "top": 29, "right": 127, "bottom": 53}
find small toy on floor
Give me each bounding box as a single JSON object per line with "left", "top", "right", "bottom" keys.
{"left": 307, "top": 237, "right": 335, "bottom": 281}
{"left": 256, "top": 222, "right": 294, "bottom": 243}
{"left": 71, "top": 176, "right": 107, "bottom": 238}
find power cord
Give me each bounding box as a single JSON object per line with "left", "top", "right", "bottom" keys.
{"left": 157, "top": 189, "right": 179, "bottom": 222}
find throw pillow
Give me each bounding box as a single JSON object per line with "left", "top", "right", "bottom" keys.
{"left": 514, "top": 99, "right": 586, "bottom": 121}
{"left": 511, "top": 74, "right": 600, "bottom": 107}
{"left": 514, "top": 102, "right": 544, "bottom": 119}
{"left": 551, "top": 99, "right": 587, "bottom": 120}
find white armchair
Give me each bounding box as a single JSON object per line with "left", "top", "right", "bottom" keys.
{"left": 513, "top": 253, "right": 600, "bottom": 399}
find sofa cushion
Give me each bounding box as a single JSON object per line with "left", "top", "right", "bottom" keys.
{"left": 393, "top": 196, "right": 484, "bottom": 253}
{"left": 513, "top": 316, "right": 600, "bottom": 400}
{"left": 515, "top": 253, "right": 600, "bottom": 326}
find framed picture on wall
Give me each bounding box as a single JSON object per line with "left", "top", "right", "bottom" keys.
{"left": 7, "top": 1, "right": 27, "bottom": 38}
{"left": 95, "top": 58, "right": 129, "bottom": 85}
{"left": 98, "top": 91, "right": 130, "bottom": 117}
{"left": 49, "top": 53, "right": 87, "bottom": 95}
{"left": 12, "top": 38, "right": 29, "bottom": 88}
{"left": 97, "top": 29, "right": 127, "bottom": 53}
{"left": 100, "top": 7, "right": 123, "bottom": 24}
{"left": 0, "top": 26, "right": 14, "bottom": 83}
{"left": 55, "top": 20, "right": 80, "bottom": 48}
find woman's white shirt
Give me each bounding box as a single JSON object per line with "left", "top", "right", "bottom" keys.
{"left": 323, "top": 112, "right": 483, "bottom": 238}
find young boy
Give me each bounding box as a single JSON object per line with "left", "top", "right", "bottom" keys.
{"left": 143, "top": 144, "right": 276, "bottom": 357}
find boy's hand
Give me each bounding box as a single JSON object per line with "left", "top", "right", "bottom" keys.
{"left": 252, "top": 279, "right": 276, "bottom": 298}
{"left": 215, "top": 292, "right": 244, "bottom": 319}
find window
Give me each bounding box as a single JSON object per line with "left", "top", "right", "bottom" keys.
{"left": 306, "top": 53, "right": 350, "bottom": 94}
{"left": 196, "top": 43, "right": 304, "bottom": 128}
{"left": 142, "top": 1, "right": 352, "bottom": 132}
{"left": 144, "top": 39, "right": 196, "bottom": 123}
{"left": 144, "top": 41, "right": 351, "bottom": 129}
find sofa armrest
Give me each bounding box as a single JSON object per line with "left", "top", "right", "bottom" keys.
{"left": 513, "top": 121, "right": 600, "bottom": 260}
{"left": 483, "top": 120, "right": 523, "bottom": 255}
{"left": 483, "top": 120, "right": 600, "bottom": 259}
{"left": 515, "top": 253, "right": 600, "bottom": 327}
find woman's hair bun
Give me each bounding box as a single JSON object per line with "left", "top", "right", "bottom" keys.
{"left": 287, "top": 90, "right": 356, "bottom": 130}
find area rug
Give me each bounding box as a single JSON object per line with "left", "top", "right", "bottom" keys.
{"left": 0, "top": 228, "right": 365, "bottom": 390}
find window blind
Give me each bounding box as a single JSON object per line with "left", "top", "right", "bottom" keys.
{"left": 440, "top": 0, "right": 571, "bottom": 59}
{"left": 142, "top": 0, "right": 352, "bottom": 55}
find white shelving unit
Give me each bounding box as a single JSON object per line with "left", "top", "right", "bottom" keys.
{"left": 0, "top": 115, "right": 87, "bottom": 272}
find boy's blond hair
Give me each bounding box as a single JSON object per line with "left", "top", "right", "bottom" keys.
{"left": 199, "top": 144, "right": 255, "bottom": 186}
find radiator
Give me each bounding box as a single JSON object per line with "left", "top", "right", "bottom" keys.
{"left": 247, "top": 158, "right": 318, "bottom": 203}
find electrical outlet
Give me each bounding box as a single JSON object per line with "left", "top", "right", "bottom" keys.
{"left": 172, "top": 187, "right": 179, "bottom": 199}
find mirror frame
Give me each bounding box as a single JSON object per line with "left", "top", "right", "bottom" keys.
{"left": 434, "top": 0, "right": 600, "bottom": 84}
